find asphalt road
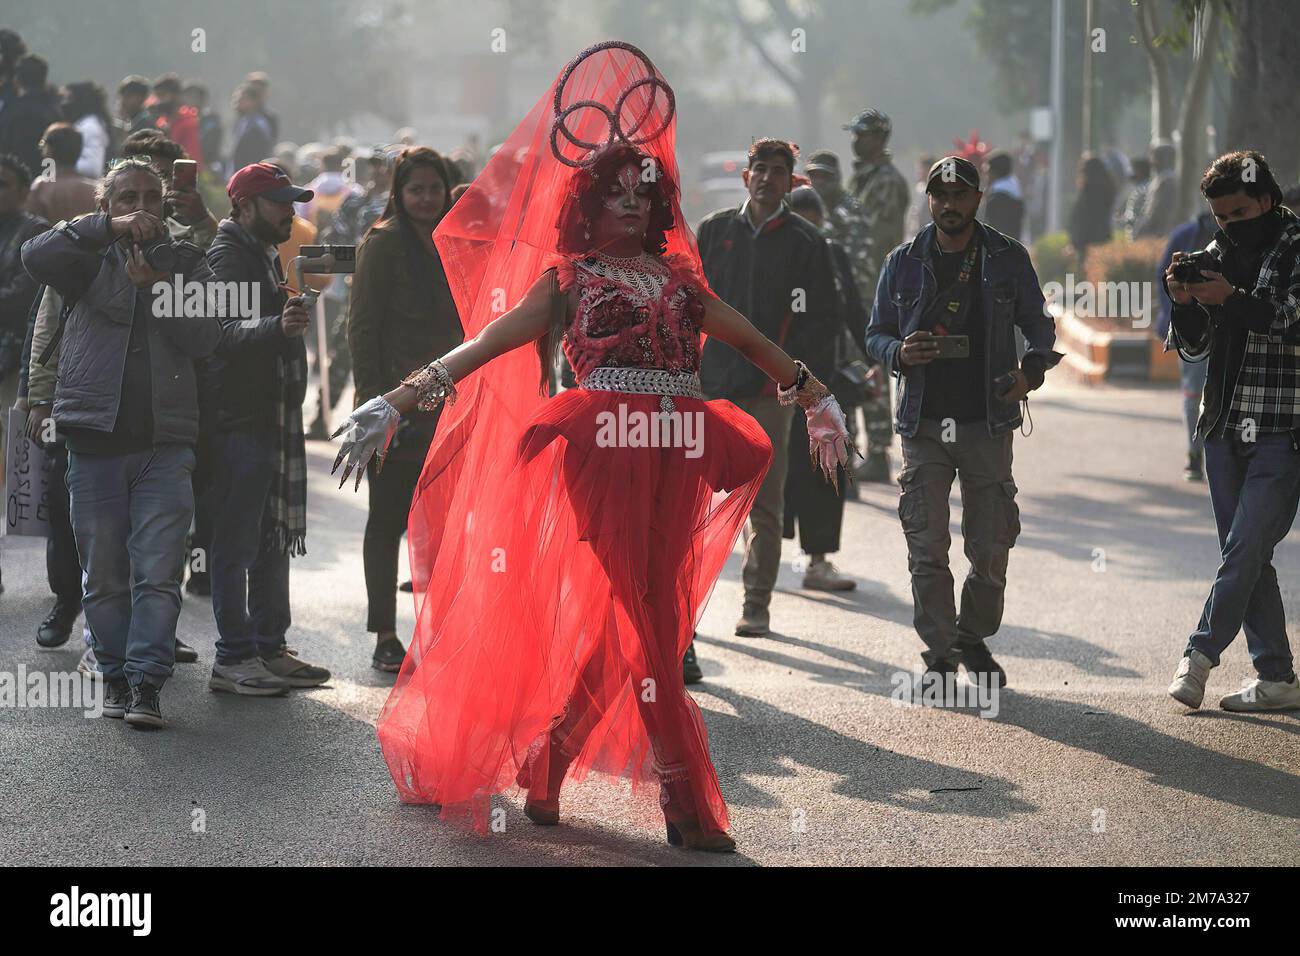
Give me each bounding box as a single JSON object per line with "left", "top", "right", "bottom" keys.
{"left": 1, "top": 379, "right": 1297, "bottom": 866}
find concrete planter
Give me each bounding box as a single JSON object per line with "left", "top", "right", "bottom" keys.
{"left": 1050, "top": 306, "right": 1179, "bottom": 384}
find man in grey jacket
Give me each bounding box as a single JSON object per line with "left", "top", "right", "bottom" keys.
{"left": 20, "top": 157, "right": 222, "bottom": 729}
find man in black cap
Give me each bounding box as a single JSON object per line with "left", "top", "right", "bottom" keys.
{"left": 865, "top": 156, "right": 1061, "bottom": 693}
{"left": 845, "top": 109, "right": 910, "bottom": 298}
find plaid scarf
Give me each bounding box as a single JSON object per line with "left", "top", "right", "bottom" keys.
{"left": 268, "top": 344, "right": 308, "bottom": 556}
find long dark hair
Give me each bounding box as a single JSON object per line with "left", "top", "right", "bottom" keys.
{"left": 367, "top": 146, "right": 454, "bottom": 249}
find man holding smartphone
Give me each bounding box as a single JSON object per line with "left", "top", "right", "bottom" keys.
{"left": 202, "top": 162, "right": 331, "bottom": 695}
{"left": 866, "top": 156, "right": 1061, "bottom": 692}
{"left": 120, "top": 129, "right": 218, "bottom": 251}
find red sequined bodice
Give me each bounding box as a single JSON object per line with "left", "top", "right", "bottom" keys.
{"left": 556, "top": 253, "right": 705, "bottom": 383}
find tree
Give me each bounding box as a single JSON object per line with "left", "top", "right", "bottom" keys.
{"left": 1224, "top": 0, "right": 1300, "bottom": 185}
{"left": 911, "top": 0, "right": 1149, "bottom": 144}
{"left": 1133, "top": 0, "right": 1225, "bottom": 220}
{"left": 720, "top": 0, "right": 838, "bottom": 149}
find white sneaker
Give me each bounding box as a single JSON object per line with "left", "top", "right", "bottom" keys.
{"left": 1168, "top": 650, "right": 1214, "bottom": 709}
{"left": 77, "top": 646, "right": 101, "bottom": 676}
{"left": 208, "top": 658, "right": 290, "bottom": 696}
{"left": 1219, "top": 676, "right": 1300, "bottom": 712}
{"left": 802, "top": 559, "right": 857, "bottom": 592}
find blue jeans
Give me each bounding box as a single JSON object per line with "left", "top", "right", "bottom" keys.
{"left": 207, "top": 428, "right": 290, "bottom": 665}
{"left": 67, "top": 444, "right": 195, "bottom": 687}
{"left": 1180, "top": 358, "right": 1208, "bottom": 454}
{"left": 1186, "top": 432, "right": 1300, "bottom": 682}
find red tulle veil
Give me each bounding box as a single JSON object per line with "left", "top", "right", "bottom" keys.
{"left": 376, "top": 42, "right": 764, "bottom": 835}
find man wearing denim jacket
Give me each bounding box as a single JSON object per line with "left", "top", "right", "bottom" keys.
{"left": 866, "top": 156, "right": 1061, "bottom": 691}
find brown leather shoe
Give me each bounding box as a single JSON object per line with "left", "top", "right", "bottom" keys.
{"left": 734, "top": 602, "right": 770, "bottom": 636}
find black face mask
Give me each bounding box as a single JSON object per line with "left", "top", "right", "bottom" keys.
{"left": 1224, "top": 207, "right": 1281, "bottom": 253}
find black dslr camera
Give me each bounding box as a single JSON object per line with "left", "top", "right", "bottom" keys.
{"left": 138, "top": 235, "right": 180, "bottom": 272}
{"left": 138, "top": 235, "right": 203, "bottom": 274}
{"left": 1170, "top": 250, "right": 1222, "bottom": 284}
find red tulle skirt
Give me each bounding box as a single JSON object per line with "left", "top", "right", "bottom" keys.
{"left": 377, "top": 388, "right": 771, "bottom": 836}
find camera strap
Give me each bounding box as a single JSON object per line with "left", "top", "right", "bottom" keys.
{"left": 35, "top": 289, "right": 77, "bottom": 368}
{"left": 924, "top": 237, "right": 979, "bottom": 336}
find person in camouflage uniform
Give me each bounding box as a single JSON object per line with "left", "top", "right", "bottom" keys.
{"left": 805, "top": 150, "right": 873, "bottom": 294}
{"left": 845, "top": 109, "right": 910, "bottom": 482}
{"left": 846, "top": 109, "right": 911, "bottom": 288}
{"left": 804, "top": 149, "right": 892, "bottom": 484}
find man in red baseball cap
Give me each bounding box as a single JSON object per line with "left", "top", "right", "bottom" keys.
{"left": 226, "top": 161, "right": 314, "bottom": 245}
{"left": 201, "top": 161, "right": 333, "bottom": 696}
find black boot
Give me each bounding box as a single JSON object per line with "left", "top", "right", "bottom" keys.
{"left": 917, "top": 659, "right": 960, "bottom": 705}
{"left": 683, "top": 638, "right": 703, "bottom": 685}
{"left": 37, "top": 598, "right": 81, "bottom": 648}
{"left": 958, "top": 642, "right": 1007, "bottom": 690}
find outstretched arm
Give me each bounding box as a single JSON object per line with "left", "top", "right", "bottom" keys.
{"left": 331, "top": 268, "right": 562, "bottom": 488}
{"left": 384, "top": 268, "right": 559, "bottom": 415}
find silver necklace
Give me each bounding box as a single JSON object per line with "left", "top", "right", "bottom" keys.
{"left": 594, "top": 249, "right": 650, "bottom": 267}
{"left": 582, "top": 252, "right": 668, "bottom": 300}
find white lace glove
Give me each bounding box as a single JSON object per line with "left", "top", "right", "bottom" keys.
{"left": 330, "top": 395, "right": 401, "bottom": 491}
{"left": 806, "top": 394, "right": 858, "bottom": 485}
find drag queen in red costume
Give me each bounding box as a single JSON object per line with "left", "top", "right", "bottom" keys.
{"left": 332, "top": 42, "right": 854, "bottom": 852}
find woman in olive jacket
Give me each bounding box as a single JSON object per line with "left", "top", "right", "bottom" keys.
{"left": 347, "top": 147, "right": 464, "bottom": 670}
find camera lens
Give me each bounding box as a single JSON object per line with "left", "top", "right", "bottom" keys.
{"left": 142, "top": 239, "right": 177, "bottom": 273}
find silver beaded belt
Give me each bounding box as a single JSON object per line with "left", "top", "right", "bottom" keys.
{"left": 579, "top": 366, "right": 703, "bottom": 413}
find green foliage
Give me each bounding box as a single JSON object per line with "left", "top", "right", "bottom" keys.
{"left": 1084, "top": 236, "right": 1166, "bottom": 289}
{"left": 1031, "top": 230, "right": 1071, "bottom": 290}
{"left": 1151, "top": 0, "right": 1234, "bottom": 53}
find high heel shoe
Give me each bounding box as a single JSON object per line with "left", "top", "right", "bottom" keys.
{"left": 524, "top": 798, "right": 560, "bottom": 826}
{"left": 660, "top": 777, "right": 736, "bottom": 852}
{"left": 664, "top": 819, "right": 737, "bottom": 852}
{"left": 517, "top": 732, "right": 572, "bottom": 826}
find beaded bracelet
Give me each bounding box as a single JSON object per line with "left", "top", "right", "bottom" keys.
{"left": 776, "top": 359, "right": 830, "bottom": 410}
{"left": 401, "top": 359, "right": 458, "bottom": 412}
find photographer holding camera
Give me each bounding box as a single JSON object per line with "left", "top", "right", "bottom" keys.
{"left": 1165, "top": 150, "right": 1300, "bottom": 713}
{"left": 19, "top": 157, "right": 222, "bottom": 728}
